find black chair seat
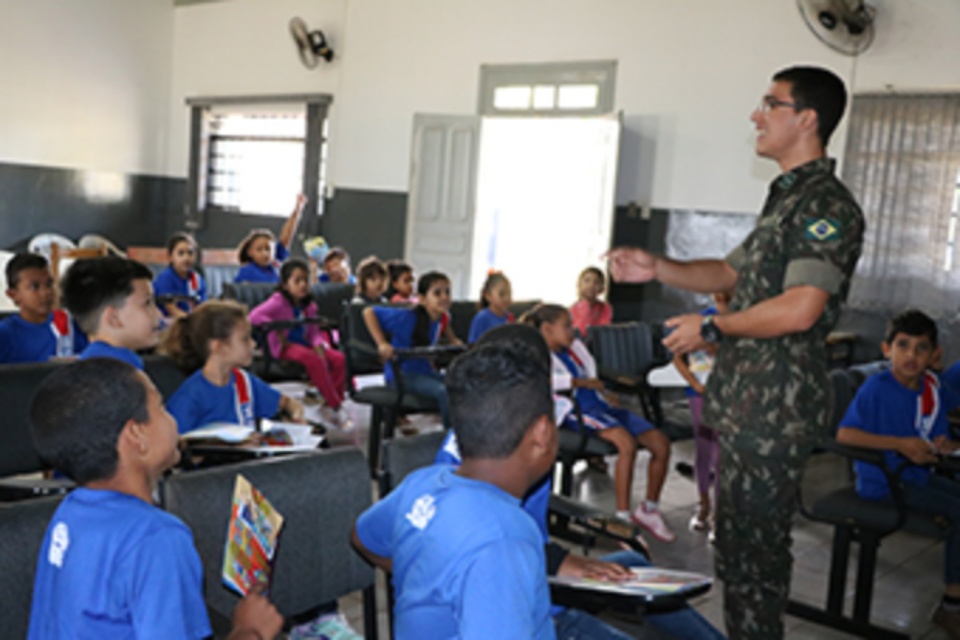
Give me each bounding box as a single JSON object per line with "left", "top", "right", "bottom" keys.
{"left": 558, "top": 429, "right": 618, "bottom": 457}
{"left": 250, "top": 356, "right": 307, "bottom": 382}
{"left": 352, "top": 386, "right": 439, "bottom": 413}
{"left": 812, "top": 487, "right": 947, "bottom": 539}
{"left": 0, "top": 477, "right": 75, "bottom": 502}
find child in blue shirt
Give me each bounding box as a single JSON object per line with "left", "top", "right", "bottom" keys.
{"left": 362, "top": 271, "right": 462, "bottom": 428}
{"left": 525, "top": 304, "right": 675, "bottom": 543}
{"left": 61, "top": 257, "right": 162, "bottom": 370}
{"left": 468, "top": 271, "right": 513, "bottom": 343}
{"left": 234, "top": 194, "right": 303, "bottom": 284}
{"left": 837, "top": 309, "right": 960, "bottom": 634}
{"left": 319, "top": 246, "right": 356, "bottom": 284}
{"left": 163, "top": 300, "right": 303, "bottom": 434}
{"left": 0, "top": 253, "right": 86, "bottom": 363}
{"left": 352, "top": 255, "right": 387, "bottom": 304}
{"left": 164, "top": 299, "right": 359, "bottom": 639}
{"left": 353, "top": 338, "right": 558, "bottom": 640}
{"left": 433, "top": 325, "right": 726, "bottom": 640}
{"left": 154, "top": 232, "right": 207, "bottom": 317}
{"left": 28, "top": 357, "right": 282, "bottom": 640}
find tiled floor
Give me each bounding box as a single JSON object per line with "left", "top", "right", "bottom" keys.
{"left": 330, "top": 396, "right": 953, "bottom": 639}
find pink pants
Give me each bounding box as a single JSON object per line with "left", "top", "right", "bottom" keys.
{"left": 281, "top": 343, "right": 346, "bottom": 409}
{"left": 689, "top": 395, "right": 720, "bottom": 499}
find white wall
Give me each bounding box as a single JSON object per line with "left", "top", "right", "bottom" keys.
{"left": 0, "top": 0, "right": 173, "bottom": 175}
{"left": 166, "top": 0, "right": 348, "bottom": 176}
{"left": 331, "top": 0, "right": 960, "bottom": 213}
{"left": 163, "top": 0, "right": 960, "bottom": 214}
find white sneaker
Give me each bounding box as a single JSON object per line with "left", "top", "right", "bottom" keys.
{"left": 289, "top": 612, "right": 362, "bottom": 640}
{"left": 689, "top": 512, "right": 710, "bottom": 532}
{"left": 631, "top": 505, "right": 676, "bottom": 543}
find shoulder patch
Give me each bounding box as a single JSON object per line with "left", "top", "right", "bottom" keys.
{"left": 805, "top": 218, "right": 840, "bottom": 242}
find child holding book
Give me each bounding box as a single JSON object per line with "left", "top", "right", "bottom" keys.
{"left": 28, "top": 358, "right": 282, "bottom": 639}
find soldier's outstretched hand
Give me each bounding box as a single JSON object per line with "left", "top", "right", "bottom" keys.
{"left": 605, "top": 247, "right": 657, "bottom": 283}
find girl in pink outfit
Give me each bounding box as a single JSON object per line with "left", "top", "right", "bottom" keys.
{"left": 569, "top": 266, "right": 613, "bottom": 337}
{"left": 249, "top": 259, "right": 348, "bottom": 427}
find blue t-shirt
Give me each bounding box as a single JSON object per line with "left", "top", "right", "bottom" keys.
{"left": 840, "top": 369, "right": 949, "bottom": 499}
{"left": 153, "top": 266, "right": 207, "bottom": 316}
{"left": 167, "top": 368, "right": 282, "bottom": 434}
{"left": 287, "top": 306, "right": 307, "bottom": 347}
{"left": 318, "top": 272, "right": 356, "bottom": 284}
{"left": 372, "top": 306, "right": 444, "bottom": 384}
{"left": 940, "top": 361, "right": 960, "bottom": 412}
{"left": 468, "top": 308, "right": 511, "bottom": 344}
{"left": 234, "top": 243, "right": 288, "bottom": 284}
{"left": 0, "top": 313, "right": 87, "bottom": 363}
{"left": 356, "top": 465, "right": 555, "bottom": 640}
{"left": 79, "top": 341, "right": 144, "bottom": 370}
{"left": 28, "top": 488, "right": 211, "bottom": 640}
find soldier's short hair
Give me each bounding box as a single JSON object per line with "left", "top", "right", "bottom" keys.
{"left": 885, "top": 309, "right": 938, "bottom": 348}
{"left": 773, "top": 66, "right": 847, "bottom": 149}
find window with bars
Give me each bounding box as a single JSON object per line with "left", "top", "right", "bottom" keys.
{"left": 185, "top": 94, "right": 331, "bottom": 227}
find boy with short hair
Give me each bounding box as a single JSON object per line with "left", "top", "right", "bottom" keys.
{"left": 352, "top": 341, "right": 558, "bottom": 639}
{"left": 0, "top": 253, "right": 87, "bottom": 363}
{"left": 60, "top": 256, "right": 161, "bottom": 369}
{"left": 28, "top": 358, "right": 283, "bottom": 639}
{"left": 319, "top": 246, "right": 354, "bottom": 284}
{"left": 837, "top": 309, "right": 960, "bottom": 635}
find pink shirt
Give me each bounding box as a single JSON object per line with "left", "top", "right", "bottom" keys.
{"left": 570, "top": 299, "right": 612, "bottom": 337}
{"left": 249, "top": 291, "right": 331, "bottom": 359}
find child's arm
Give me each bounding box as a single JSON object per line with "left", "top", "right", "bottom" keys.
{"left": 279, "top": 395, "right": 304, "bottom": 422}
{"left": 278, "top": 194, "right": 306, "bottom": 249}
{"left": 362, "top": 307, "right": 395, "bottom": 361}
{"left": 572, "top": 377, "right": 605, "bottom": 391}
{"left": 162, "top": 301, "right": 187, "bottom": 319}
{"left": 442, "top": 322, "right": 463, "bottom": 346}
{"left": 836, "top": 426, "right": 939, "bottom": 466}
{"left": 228, "top": 584, "right": 283, "bottom": 640}
{"left": 673, "top": 353, "right": 705, "bottom": 395}
{"left": 351, "top": 526, "right": 393, "bottom": 572}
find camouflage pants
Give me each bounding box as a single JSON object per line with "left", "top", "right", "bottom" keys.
{"left": 714, "top": 433, "right": 811, "bottom": 640}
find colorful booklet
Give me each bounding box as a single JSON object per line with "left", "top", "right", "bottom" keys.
{"left": 549, "top": 567, "right": 712, "bottom": 601}
{"left": 222, "top": 474, "right": 284, "bottom": 596}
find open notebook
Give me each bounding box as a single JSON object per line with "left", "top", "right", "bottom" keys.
{"left": 549, "top": 567, "right": 712, "bottom": 601}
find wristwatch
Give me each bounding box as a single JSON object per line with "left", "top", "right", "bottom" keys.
{"left": 700, "top": 316, "right": 724, "bottom": 344}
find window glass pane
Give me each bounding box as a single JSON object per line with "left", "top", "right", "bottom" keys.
{"left": 532, "top": 85, "right": 556, "bottom": 110}
{"left": 493, "top": 86, "right": 532, "bottom": 110}
{"left": 557, "top": 84, "right": 600, "bottom": 110}
{"left": 206, "top": 112, "right": 306, "bottom": 216}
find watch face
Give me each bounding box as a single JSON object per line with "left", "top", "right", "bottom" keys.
{"left": 701, "top": 317, "right": 721, "bottom": 343}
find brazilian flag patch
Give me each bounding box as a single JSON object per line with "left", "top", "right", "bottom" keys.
{"left": 806, "top": 218, "right": 839, "bottom": 241}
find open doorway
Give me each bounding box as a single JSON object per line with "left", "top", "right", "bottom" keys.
{"left": 471, "top": 114, "right": 620, "bottom": 304}
{"left": 404, "top": 61, "right": 620, "bottom": 302}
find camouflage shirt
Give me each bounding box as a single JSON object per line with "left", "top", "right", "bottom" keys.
{"left": 703, "top": 158, "right": 864, "bottom": 453}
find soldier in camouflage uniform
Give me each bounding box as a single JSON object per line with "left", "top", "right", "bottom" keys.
{"left": 608, "top": 66, "right": 864, "bottom": 639}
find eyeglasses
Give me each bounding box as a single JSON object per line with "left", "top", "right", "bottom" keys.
{"left": 757, "top": 96, "right": 803, "bottom": 113}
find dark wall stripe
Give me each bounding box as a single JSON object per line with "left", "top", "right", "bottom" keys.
{"left": 0, "top": 162, "right": 181, "bottom": 252}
